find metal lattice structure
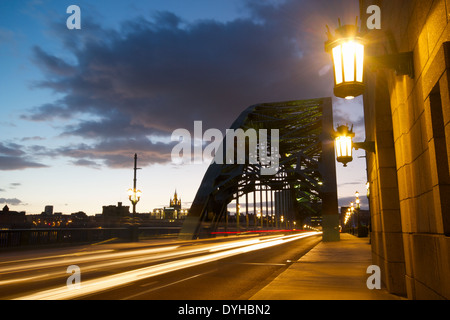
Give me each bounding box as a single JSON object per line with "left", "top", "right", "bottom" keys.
{"left": 180, "top": 98, "right": 338, "bottom": 240}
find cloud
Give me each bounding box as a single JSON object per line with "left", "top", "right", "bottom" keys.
{"left": 0, "top": 142, "right": 25, "bottom": 157}
{"left": 0, "top": 156, "right": 48, "bottom": 170}
{"left": 57, "top": 138, "right": 175, "bottom": 168}
{"left": 0, "top": 142, "right": 48, "bottom": 170}
{"left": 70, "top": 159, "right": 101, "bottom": 169}
{"left": 0, "top": 198, "right": 23, "bottom": 206}
{"left": 21, "top": 136, "right": 46, "bottom": 142}
{"left": 23, "top": 0, "right": 360, "bottom": 168}
{"left": 31, "top": 46, "right": 77, "bottom": 77}
{"left": 61, "top": 114, "right": 168, "bottom": 139}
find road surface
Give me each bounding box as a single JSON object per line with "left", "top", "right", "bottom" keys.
{"left": 0, "top": 231, "right": 322, "bottom": 300}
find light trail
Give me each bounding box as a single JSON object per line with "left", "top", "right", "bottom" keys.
{"left": 0, "top": 249, "right": 114, "bottom": 265}
{"left": 0, "top": 246, "right": 180, "bottom": 274}
{"left": 14, "top": 232, "right": 321, "bottom": 300}
{"left": 1, "top": 236, "right": 280, "bottom": 285}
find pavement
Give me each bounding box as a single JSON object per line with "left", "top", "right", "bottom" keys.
{"left": 251, "top": 233, "right": 404, "bottom": 300}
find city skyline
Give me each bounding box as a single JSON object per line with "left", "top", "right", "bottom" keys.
{"left": 0, "top": 0, "right": 368, "bottom": 216}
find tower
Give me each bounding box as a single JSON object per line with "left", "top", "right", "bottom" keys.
{"left": 170, "top": 190, "right": 181, "bottom": 210}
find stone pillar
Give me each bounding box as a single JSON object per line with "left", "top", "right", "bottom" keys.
{"left": 364, "top": 69, "right": 406, "bottom": 296}
{"left": 321, "top": 97, "right": 340, "bottom": 242}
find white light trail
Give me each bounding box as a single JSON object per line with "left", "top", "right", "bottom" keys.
{"left": 0, "top": 246, "right": 180, "bottom": 274}
{"left": 14, "top": 232, "right": 321, "bottom": 300}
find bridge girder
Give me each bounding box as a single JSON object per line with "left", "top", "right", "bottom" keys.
{"left": 179, "top": 98, "right": 339, "bottom": 240}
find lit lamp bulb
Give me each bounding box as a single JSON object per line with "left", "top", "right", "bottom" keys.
{"left": 127, "top": 189, "right": 134, "bottom": 197}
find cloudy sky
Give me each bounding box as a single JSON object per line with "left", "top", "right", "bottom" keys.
{"left": 0, "top": 0, "right": 367, "bottom": 215}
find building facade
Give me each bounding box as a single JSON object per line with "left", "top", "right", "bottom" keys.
{"left": 360, "top": 0, "right": 450, "bottom": 299}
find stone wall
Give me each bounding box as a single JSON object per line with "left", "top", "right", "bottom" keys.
{"left": 360, "top": 0, "right": 450, "bottom": 299}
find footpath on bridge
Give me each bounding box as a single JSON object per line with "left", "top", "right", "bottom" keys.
{"left": 251, "top": 233, "right": 404, "bottom": 300}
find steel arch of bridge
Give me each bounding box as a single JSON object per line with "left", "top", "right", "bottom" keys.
{"left": 179, "top": 97, "right": 339, "bottom": 241}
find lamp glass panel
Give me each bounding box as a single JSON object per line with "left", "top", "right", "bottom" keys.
{"left": 356, "top": 43, "right": 364, "bottom": 82}
{"left": 332, "top": 45, "right": 343, "bottom": 85}
{"left": 335, "top": 136, "right": 353, "bottom": 157}
{"left": 342, "top": 41, "right": 355, "bottom": 82}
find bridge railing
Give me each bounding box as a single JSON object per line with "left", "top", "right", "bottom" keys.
{"left": 0, "top": 227, "right": 181, "bottom": 250}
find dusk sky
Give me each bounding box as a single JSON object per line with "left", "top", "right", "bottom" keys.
{"left": 0, "top": 0, "right": 368, "bottom": 215}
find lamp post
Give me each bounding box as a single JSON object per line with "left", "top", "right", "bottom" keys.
{"left": 128, "top": 188, "right": 142, "bottom": 218}
{"left": 256, "top": 209, "right": 261, "bottom": 229}
{"left": 355, "top": 191, "right": 360, "bottom": 208}
{"left": 128, "top": 153, "right": 142, "bottom": 225}
{"left": 355, "top": 190, "right": 363, "bottom": 237}
{"left": 236, "top": 203, "right": 240, "bottom": 232}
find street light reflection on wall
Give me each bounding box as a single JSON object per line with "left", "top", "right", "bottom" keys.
{"left": 325, "top": 20, "right": 365, "bottom": 100}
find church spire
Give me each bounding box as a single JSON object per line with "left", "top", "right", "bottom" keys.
{"left": 172, "top": 189, "right": 181, "bottom": 207}
{"left": 170, "top": 189, "right": 181, "bottom": 207}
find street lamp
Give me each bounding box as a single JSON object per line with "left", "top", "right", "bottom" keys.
{"left": 256, "top": 209, "right": 261, "bottom": 228}
{"left": 325, "top": 19, "right": 414, "bottom": 101}
{"left": 334, "top": 124, "right": 355, "bottom": 167}
{"left": 354, "top": 190, "right": 363, "bottom": 237}
{"left": 344, "top": 209, "right": 351, "bottom": 225}
{"left": 237, "top": 204, "right": 240, "bottom": 231}
{"left": 128, "top": 188, "right": 142, "bottom": 215}
{"left": 334, "top": 124, "right": 375, "bottom": 167}
{"left": 128, "top": 153, "right": 142, "bottom": 224}
{"left": 355, "top": 191, "right": 360, "bottom": 208}
{"left": 325, "top": 20, "right": 365, "bottom": 100}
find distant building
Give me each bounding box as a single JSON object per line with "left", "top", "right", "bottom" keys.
{"left": 100, "top": 202, "right": 131, "bottom": 227}
{"left": 151, "top": 190, "right": 188, "bottom": 220}
{"left": 102, "top": 202, "right": 130, "bottom": 217}
{"left": 0, "top": 205, "right": 27, "bottom": 228}
{"left": 170, "top": 190, "right": 182, "bottom": 210}
{"left": 43, "top": 205, "right": 53, "bottom": 215}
